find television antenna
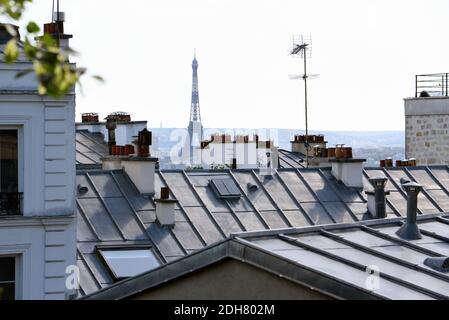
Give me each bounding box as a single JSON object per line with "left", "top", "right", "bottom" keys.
{"left": 52, "top": 0, "right": 65, "bottom": 22}
{"left": 52, "top": 0, "right": 59, "bottom": 21}
{"left": 289, "top": 35, "right": 315, "bottom": 168}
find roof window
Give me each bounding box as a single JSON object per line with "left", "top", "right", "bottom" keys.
{"left": 209, "top": 178, "right": 241, "bottom": 200}
{"left": 98, "top": 247, "right": 160, "bottom": 280}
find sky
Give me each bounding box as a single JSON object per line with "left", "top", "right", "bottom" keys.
{"left": 16, "top": 0, "right": 449, "bottom": 130}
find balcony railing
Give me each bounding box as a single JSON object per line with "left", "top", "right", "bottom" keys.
{"left": 0, "top": 193, "right": 23, "bottom": 216}
{"left": 416, "top": 73, "right": 449, "bottom": 97}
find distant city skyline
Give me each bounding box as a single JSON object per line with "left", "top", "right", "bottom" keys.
{"left": 18, "top": 0, "right": 449, "bottom": 131}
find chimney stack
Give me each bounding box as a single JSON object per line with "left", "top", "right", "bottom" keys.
{"left": 101, "top": 119, "right": 152, "bottom": 171}
{"left": 42, "top": 9, "right": 72, "bottom": 50}
{"left": 121, "top": 128, "right": 158, "bottom": 195}
{"left": 291, "top": 134, "right": 327, "bottom": 157}
{"left": 396, "top": 181, "right": 423, "bottom": 240}
{"left": 365, "top": 177, "right": 389, "bottom": 219}
{"left": 81, "top": 113, "right": 99, "bottom": 124}
{"left": 329, "top": 146, "right": 366, "bottom": 188}
{"left": 155, "top": 187, "right": 178, "bottom": 227}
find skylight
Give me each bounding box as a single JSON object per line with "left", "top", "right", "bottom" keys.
{"left": 99, "top": 249, "right": 160, "bottom": 280}
{"left": 209, "top": 178, "right": 241, "bottom": 199}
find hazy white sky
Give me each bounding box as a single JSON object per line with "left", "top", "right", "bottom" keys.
{"left": 18, "top": 0, "right": 449, "bottom": 130}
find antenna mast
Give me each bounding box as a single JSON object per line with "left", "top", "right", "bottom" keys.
{"left": 290, "top": 35, "right": 313, "bottom": 168}
{"left": 52, "top": 0, "right": 61, "bottom": 22}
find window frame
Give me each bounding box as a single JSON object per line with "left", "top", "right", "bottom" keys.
{"left": 0, "top": 127, "right": 23, "bottom": 194}
{"left": 96, "top": 245, "right": 161, "bottom": 280}
{"left": 0, "top": 126, "right": 24, "bottom": 216}
{"left": 0, "top": 245, "right": 30, "bottom": 300}
{"left": 0, "top": 117, "right": 30, "bottom": 216}
{"left": 0, "top": 254, "right": 23, "bottom": 300}
{"left": 0, "top": 256, "right": 15, "bottom": 300}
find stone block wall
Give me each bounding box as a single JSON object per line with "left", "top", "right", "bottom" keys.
{"left": 405, "top": 97, "right": 449, "bottom": 165}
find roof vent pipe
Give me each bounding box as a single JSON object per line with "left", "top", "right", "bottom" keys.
{"left": 77, "top": 184, "right": 88, "bottom": 195}
{"left": 137, "top": 128, "right": 152, "bottom": 157}
{"left": 396, "top": 182, "right": 423, "bottom": 240}
{"left": 424, "top": 257, "right": 449, "bottom": 273}
{"left": 247, "top": 183, "right": 259, "bottom": 192}
{"left": 105, "top": 117, "right": 117, "bottom": 155}
{"left": 160, "top": 187, "right": 170, "bottom": 200}
{"left": 366, "top": 176, "right": 389, "bottom": 219}
{"left": 231, "top": 158, "right": 237, "bottom": 170}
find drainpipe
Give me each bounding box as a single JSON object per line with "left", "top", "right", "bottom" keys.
{"left": 396, "top": 181, "right": 423, "bottom": 240}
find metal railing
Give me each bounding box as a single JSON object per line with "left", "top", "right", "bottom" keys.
{"left": 416, "top": 73, "right": 449, "bottom": 97}
{"left": 0, "top": 193, "right": 23, "bottom": 216}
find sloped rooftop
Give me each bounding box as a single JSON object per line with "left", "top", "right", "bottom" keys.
{"left": 76, "top": 165, "right": 449, "bottom": 296}
{"left": 83, "top": 214, "right": 449, "bottom": 300}
{"left": 278, "top": 149, "right": 306, "bottom": 168}
{"left": 76, "top": 130, "right": 109, "bottom": 167}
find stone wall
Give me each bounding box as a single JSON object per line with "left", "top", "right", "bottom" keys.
{"left": 405, "top": 97, "right": 449, "bottom": 165}
{"left": 406, "top": 115, "right": 449, "bottom": 165}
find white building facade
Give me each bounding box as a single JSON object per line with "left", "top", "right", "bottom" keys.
{"left": 0, "top": 23, "right": 77, "bottom": 300}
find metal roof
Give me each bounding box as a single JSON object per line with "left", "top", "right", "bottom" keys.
{"left": 76, "top": 130, "right": 109, "bottom": 167}
{"left": 76, "top": 164, "right": 449, "bottom": 296}
{"left": 278, "top": 149, "right": 306, "bottom": 169}
{"left": 81, "top": 213, "right": 449, "bottom": 300}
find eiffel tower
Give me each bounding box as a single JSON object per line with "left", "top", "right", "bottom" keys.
{"left": 187, "top": 51, "right": 203, "bottom": 162}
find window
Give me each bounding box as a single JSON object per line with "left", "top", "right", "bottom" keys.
{"left": 0, "top": 257, "right": 15, "bottom": 300}
{"left": 98, "top": 248, "right": 160, "bottom": 280}
{"left": 209, "top": 178, "right": 241, "bottom": 199}
{"left": 0, "top": 130, "right": 21, "bottom": 215}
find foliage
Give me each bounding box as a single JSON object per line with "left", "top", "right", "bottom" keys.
{"left": 186, "top": 165, "right": 205, "bottom": 171}
{"left": 0, "top": 0, "right": 31, "bottom": 20}
{"left": 210, "top": 163, "right": 230, "bottom": 170}
{"left": 0, "top": 0, "right": 100, "bottom": 97}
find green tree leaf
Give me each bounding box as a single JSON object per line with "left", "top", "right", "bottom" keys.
{"left": 4, "top": 39, "right": 19, "bottom": 63}
{"left": 26, "top": 21, "right": 40, "bottom": 33}
{"left": 1, "top": 1, "right": 103, "bottom": 97}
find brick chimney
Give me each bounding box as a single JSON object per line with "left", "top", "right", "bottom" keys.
{"left": 291, "top": 134, "right": 327, "bottom": 157}
{"left": 42, "top": 11, "right": 73, "bottom": 51}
